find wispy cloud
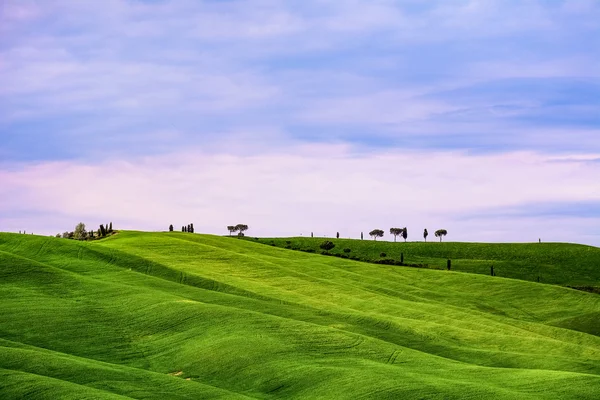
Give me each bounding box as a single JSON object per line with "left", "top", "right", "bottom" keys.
{"left": 2, "top": 146, "right": 600, "bottom": 244}
{"left": 1, "top": 0, "right": 599, "bottom": 242}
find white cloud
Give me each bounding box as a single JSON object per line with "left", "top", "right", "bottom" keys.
{"left": 2, "top": 145, "right": 600, "bottom": 245}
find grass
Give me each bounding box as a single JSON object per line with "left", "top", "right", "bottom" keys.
{"left": 1, "top": 230, "right": 599, "bottom": 399}
{"left": 248, "top": 236, "right": 600, "bottom": 287}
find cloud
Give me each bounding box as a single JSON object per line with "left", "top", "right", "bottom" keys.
{"left": 1, "top": 0, "right": 599, "bottom": 242}
{"left": 2, "top": 146, "right": 600, "bottom": 245}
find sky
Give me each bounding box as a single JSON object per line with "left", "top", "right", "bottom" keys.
{"left": 1, "top": 0, "right": 600, "bottom": 245}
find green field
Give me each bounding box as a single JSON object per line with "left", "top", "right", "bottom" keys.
{"left": 1, "top": 231, "right": 599, "bottom": 399}
{"left": 250, "top": 236, "right": 600, "bottom": 288}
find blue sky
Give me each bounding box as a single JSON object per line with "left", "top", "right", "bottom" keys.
{"left": 1, "top": 0, "right": 600, "bottom": 244}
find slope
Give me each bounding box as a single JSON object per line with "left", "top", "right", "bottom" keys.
{"left": 0, "top": 231, "right": 599, "bottom": 399}
{"left": 250, "top": 237, "right": 600, "bottom": 287}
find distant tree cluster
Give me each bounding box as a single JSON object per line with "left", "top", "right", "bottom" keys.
{"left": 57, "top": 222, "right": 114, "bottom": 241}
{"left": 363, "top": 227, "right": 447, "bottom": 242}
{"left": 179, "top": 223, "right": 194, "bottom": 233}
{"left": 227, "top": 224, "right": 249, "bottom": 237}
{"left": 389, "top": 228, "right": 408, "bottom": 242}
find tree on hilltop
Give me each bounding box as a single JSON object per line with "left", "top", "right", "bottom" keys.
{"left": 169, "top": 224, "right": 174, "bottom": 232}
{"left": 227, "top": 225, "right": 237, "bottom": 236}
{"left": 108, "top": 222, "right": 113, "bottom": 233}
{"left": 74, "top": 222, "right": 87, "bottom": 240}
{"left": 369, "top": 229, "right": 384, "bottom": 240}
{"left": 235, "top": 224, "right": 248, "bottom": 237}
{"left": 390, "top": 228, "right": 402, "bottom": 242}
{"left": 99, "top": 224, "right": 106, "bottom": 237}
{"left": 401, "top": 227, "right": 408, "bottom": 242}
{"left": 435, "top": 229, "right": 447, "bottom": 242}
{"left": 423, "top": 229, "right": 428, "bottom": 242}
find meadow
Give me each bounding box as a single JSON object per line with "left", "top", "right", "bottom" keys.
{"left": 250, "top": 236, "right": 600, "bottom": 288}
{"left": 1, "top": 231, "right": 599, "bottom": 399}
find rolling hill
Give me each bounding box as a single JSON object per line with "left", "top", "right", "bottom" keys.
{"left": 1, "top": 231, "right": 599, "bottom": 399}
{"left": 249, "top": 236, "right": 600, "bottom": 288}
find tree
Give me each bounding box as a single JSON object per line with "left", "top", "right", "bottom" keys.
{"left": 435, "top": 229, "right": 448, "bottom": 242}
{"left": 423, "top": 229, "right": 428, "bottom": 242}
{"left": 100, "top": 224, "right": 106, "bottom": 237}
{"left": 227, "top": 225, "right": 237, "bottom": 236}
{"left": 235, "top": 224, "right": 248, "bottom": 237}
{"left": 401, "top": 227, "right": 408, "bottom": 242}
{"left": 189, "top": 223, "right": 194, "bottom": 233}
{"left": 108, "top": 222, "right": 113, "bottom": 233}
{"left": 369, "top": 229, "right": 384, "bottom": 240}
{"left": 320, "top": 241, "right": 335, "bottom": 251}
{"left": 361, "top": 232, "right": 363, "bottom": 240}
{"left": 336, "top": 232, "right": 339, "bottom": 239}
{"left": 89, "top": 230, "right": 94, "bottom": 239}
{"left": 389, "top": 228, "right": 402, "bottom": 242}
{"left": 169, "top": 224, "right": 174, "bottom": 232}
{"left": 74, "top": 222, "right": 87, "bottom": 240}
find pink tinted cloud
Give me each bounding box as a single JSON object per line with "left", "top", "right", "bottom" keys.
{"left": 2, "top": 145, "right": 600, "bottom": 244}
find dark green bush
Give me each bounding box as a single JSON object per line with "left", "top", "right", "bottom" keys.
{"left": 320, "top": 241, "right": 335, "bottom": 251}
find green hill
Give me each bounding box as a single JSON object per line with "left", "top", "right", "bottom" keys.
{"left": 250, "top": 237, "right": 600, "bottom": 288}
{"left": 1, "top": 231, "right": 599, "bottom": 399}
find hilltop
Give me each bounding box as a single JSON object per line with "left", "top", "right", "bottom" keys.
{"left": 1, "top": 231, "right": 599, "bottom": 399}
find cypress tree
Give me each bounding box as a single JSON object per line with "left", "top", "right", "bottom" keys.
{"left": 109, "top": 222, "right": 113, "bottom": 233}
{"left": 100, "top": 224, "right": 106, "bottom": 236}
{"left": 169, "top": 224, "right": 173, "bottom": 232}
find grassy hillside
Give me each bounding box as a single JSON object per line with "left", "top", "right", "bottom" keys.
{"left": 1, "top": 231, "right": 599, "bottom": 399}
{"left": 249, "top": 237, "right": 600, "bottom": 287}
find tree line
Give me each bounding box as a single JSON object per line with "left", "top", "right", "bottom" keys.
{"left": 169, "top": 223, "right": 195, "bottom": 233}
{"left": 56, "top": 222, "right": 114, "bottom": 240}
{"left": 367, "top": 228, "right": 447, "bottom": 242}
